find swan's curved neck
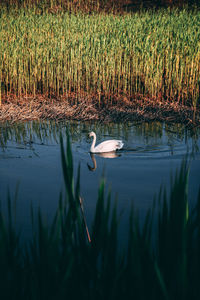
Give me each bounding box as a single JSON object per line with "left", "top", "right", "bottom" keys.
{"left": 90, "top": 134, "right": 96, "bottom": 152}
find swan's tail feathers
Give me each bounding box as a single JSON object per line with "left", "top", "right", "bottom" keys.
{"left": 117, "top": 141, "right": 124, "bottom": 150}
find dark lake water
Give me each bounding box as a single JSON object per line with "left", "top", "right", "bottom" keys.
{"left": 0, "top": 121, "right": 200, "bottom": 241}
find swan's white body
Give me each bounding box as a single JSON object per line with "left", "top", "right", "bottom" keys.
{"left": 89, "top": 131, "right": 124, "bottom": 153}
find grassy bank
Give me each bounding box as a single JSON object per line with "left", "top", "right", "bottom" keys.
{"left": 0, "top": 7, "right": 200, "bottom": 109}
{"left": 0, "top": 134, "right": 200, "bottom": 299}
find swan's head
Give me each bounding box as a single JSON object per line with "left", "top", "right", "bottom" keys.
{"left": 89, "top": 131, "right": 96, "bottom": 138}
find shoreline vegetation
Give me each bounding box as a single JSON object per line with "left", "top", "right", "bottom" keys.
{"left": 1, "top": 94, "right": 199, "bottom": 127}
{"left": 0, "top": 134, "right": 200, "bottom": 299}
{"left": 0, "top": 1, "right": 200, "bottom": 126}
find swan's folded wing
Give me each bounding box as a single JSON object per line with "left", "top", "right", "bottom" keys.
{"left": 94, "top": 140, "right": 123, "bottom": 153}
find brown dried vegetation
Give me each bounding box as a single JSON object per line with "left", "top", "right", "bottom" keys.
{"left": 1, "top": 94, "right": 199, "bottom": 128}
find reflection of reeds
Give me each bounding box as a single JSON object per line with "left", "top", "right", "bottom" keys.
{"left": 0, "top": 7, "right": 199, "bottom": 108}
{"left": 0, "top": 133, "right": 200, "bottom": 299}
{"left": 1, "top": 120, "right": 199, "bottom": 152}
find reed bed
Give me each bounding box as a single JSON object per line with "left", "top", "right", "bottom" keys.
{"left": 0, "top": 7, "right": 199, "bottom": 108}
{"left": 2, "top": 0, "right": 200, "bottom": 12}
{"left": 0, "top": 133, "right": 200, "bottom": 299}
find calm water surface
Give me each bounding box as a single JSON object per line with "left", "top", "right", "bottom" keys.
{"left": 0, "top": 121, "right": 200, "bottom": 240}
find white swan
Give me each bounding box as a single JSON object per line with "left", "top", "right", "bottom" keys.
{"left": 89, "top": 131, "right": 124, "bottom": 153}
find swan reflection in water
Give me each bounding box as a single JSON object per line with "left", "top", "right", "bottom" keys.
{"left": 87, "top": 152, "right": 121, "bottom": 172}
